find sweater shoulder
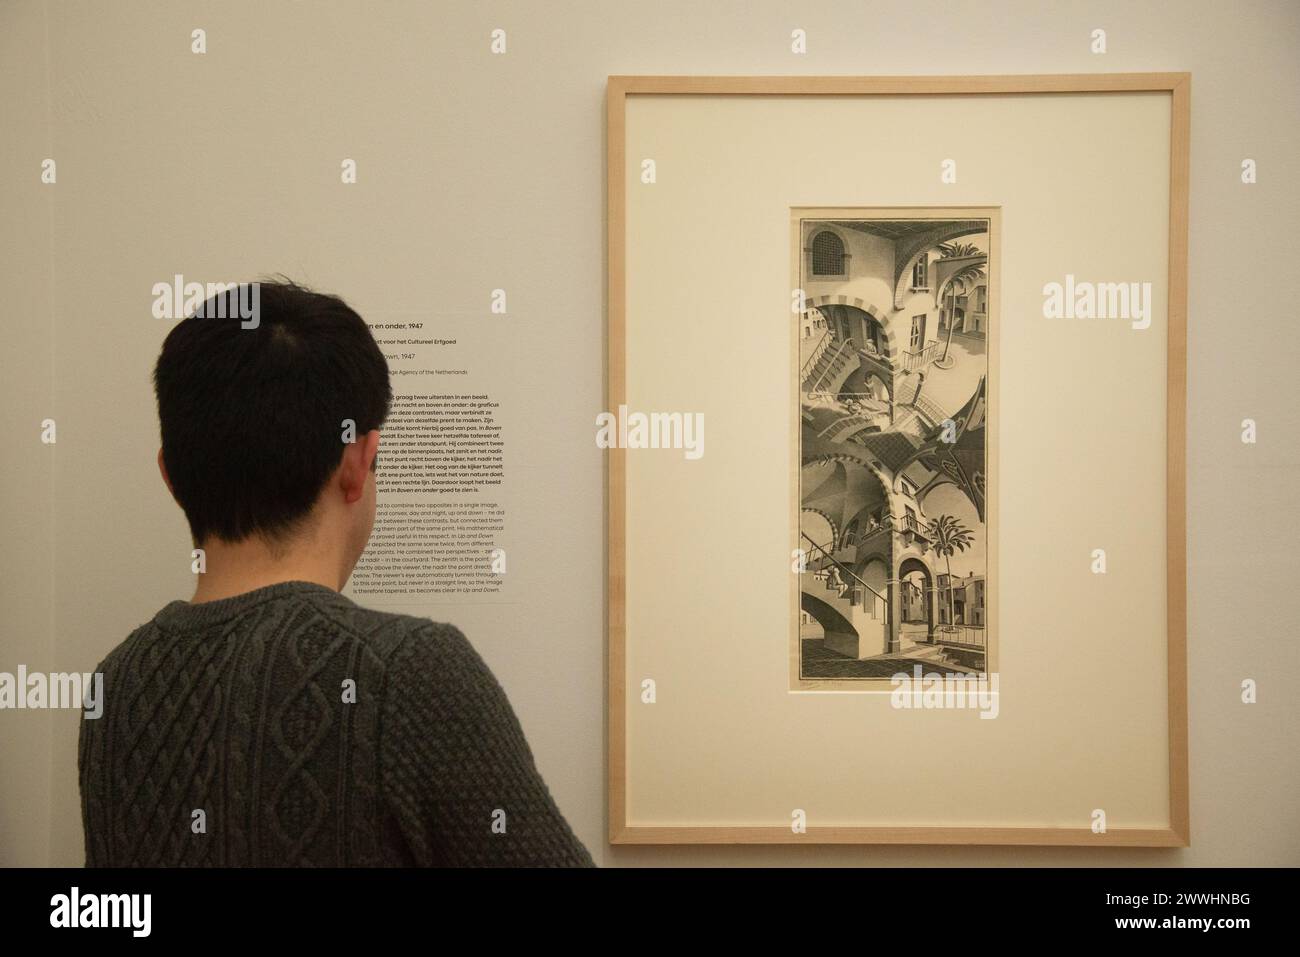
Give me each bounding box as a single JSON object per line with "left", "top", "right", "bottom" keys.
{"left": 89, "top": 617, "right": 157, "bottom": 677}
{"left": 293, "top": 589, "right": 452, "bottom": 660}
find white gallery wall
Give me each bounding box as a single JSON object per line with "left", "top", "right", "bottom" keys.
{"left": 1, "top": 0, "right": 1296, "bottom": 866}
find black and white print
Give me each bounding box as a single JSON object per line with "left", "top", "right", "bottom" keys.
{"left": 797, "top": 213, "right": 992, "bottom": 683}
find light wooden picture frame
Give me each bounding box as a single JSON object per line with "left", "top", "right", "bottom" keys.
{"left": 607, "top": 74, "right": 1189, "bottom": 846}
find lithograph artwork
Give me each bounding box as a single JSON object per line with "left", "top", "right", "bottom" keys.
{"left": 793, "top": 209, "right": 997, "bottom": 689}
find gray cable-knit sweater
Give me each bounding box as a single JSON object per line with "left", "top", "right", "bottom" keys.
{"left": 78, "top": 581, "right": 594, "bottom": 867}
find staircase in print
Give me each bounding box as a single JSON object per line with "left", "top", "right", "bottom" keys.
{"left": 800, "top": 533, "right": 888, "bottom": 660}
{"left": 802, "top": 337, "right": 858, "bottom": 394}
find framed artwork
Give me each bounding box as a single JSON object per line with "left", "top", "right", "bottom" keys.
{"left": 607, "top": 75, "right": 1189, "bottom": 845}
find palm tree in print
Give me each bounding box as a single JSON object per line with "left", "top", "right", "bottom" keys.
{"left": 935, "top": 243, "right": 986, "bottom": 368}
{"left": 926, "top": 513, "right": 975, "bottom": 632}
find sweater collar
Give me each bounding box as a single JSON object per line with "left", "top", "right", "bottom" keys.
{"left": 154, "top": 580, "right": 341, "bottom": 630}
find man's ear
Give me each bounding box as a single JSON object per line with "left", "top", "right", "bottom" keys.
{"left": 340, "top": 430, "right": 381, "bottom": 505}
{"left": 157, "top": 448, "right": 179, "bottom": 502}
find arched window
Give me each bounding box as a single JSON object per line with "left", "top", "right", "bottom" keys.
{"left": 911, "top": 255, "right": 928, "bottom": 290}
{"left": 810, "top": 230, "right": 845, "bottom": 277}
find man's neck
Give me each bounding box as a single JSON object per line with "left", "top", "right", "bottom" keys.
{"left": 190, "top": 532, "right": 344, "bottom": 604}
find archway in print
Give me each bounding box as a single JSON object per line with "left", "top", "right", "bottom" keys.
{"left": 856, "top": 557, "right": 889, "bottom": 608}
{"left": 863, "top": 372, "right": 890, "bottom": 402}
{"left": 814, "top": 302, "right": 891, "bottom": 359}
{"left": 800, "top": 592, "right": 856, "bottom": 649}
{"left": 799, "top": 508, "right": 836, "bottom": 555}
{"left": 897, "top": 555, "right": 933, "bottom": 643}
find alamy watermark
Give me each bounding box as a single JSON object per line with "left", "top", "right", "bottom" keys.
{"left": 596, "top": 405, "right": 705, "bottom": 460}
{"left": 890, "top": 666, "right": 999, "bottom": 719}
{"left": 50, "top": 887, "right": 150, "bottom": 937}
{"left": 0, "top": 667, "right": 103, "bottom": 719}
{"left": 152, "top": 276, "right": 260, "bottom": 329}
{"left": 1042, "top": 274, "right": 1153, "bottom": 329}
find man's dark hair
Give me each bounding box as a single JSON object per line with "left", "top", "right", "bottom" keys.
{"left": 153, "top": 279, "right": 391, "bottom": 545}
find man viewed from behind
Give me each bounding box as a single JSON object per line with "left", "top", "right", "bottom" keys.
{"left": 78, "top": 280, "right": 593, "bottom": 867}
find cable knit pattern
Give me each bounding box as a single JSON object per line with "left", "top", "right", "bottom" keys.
{"left": 78, "top": 581, "right": 594, "bottom": 867}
